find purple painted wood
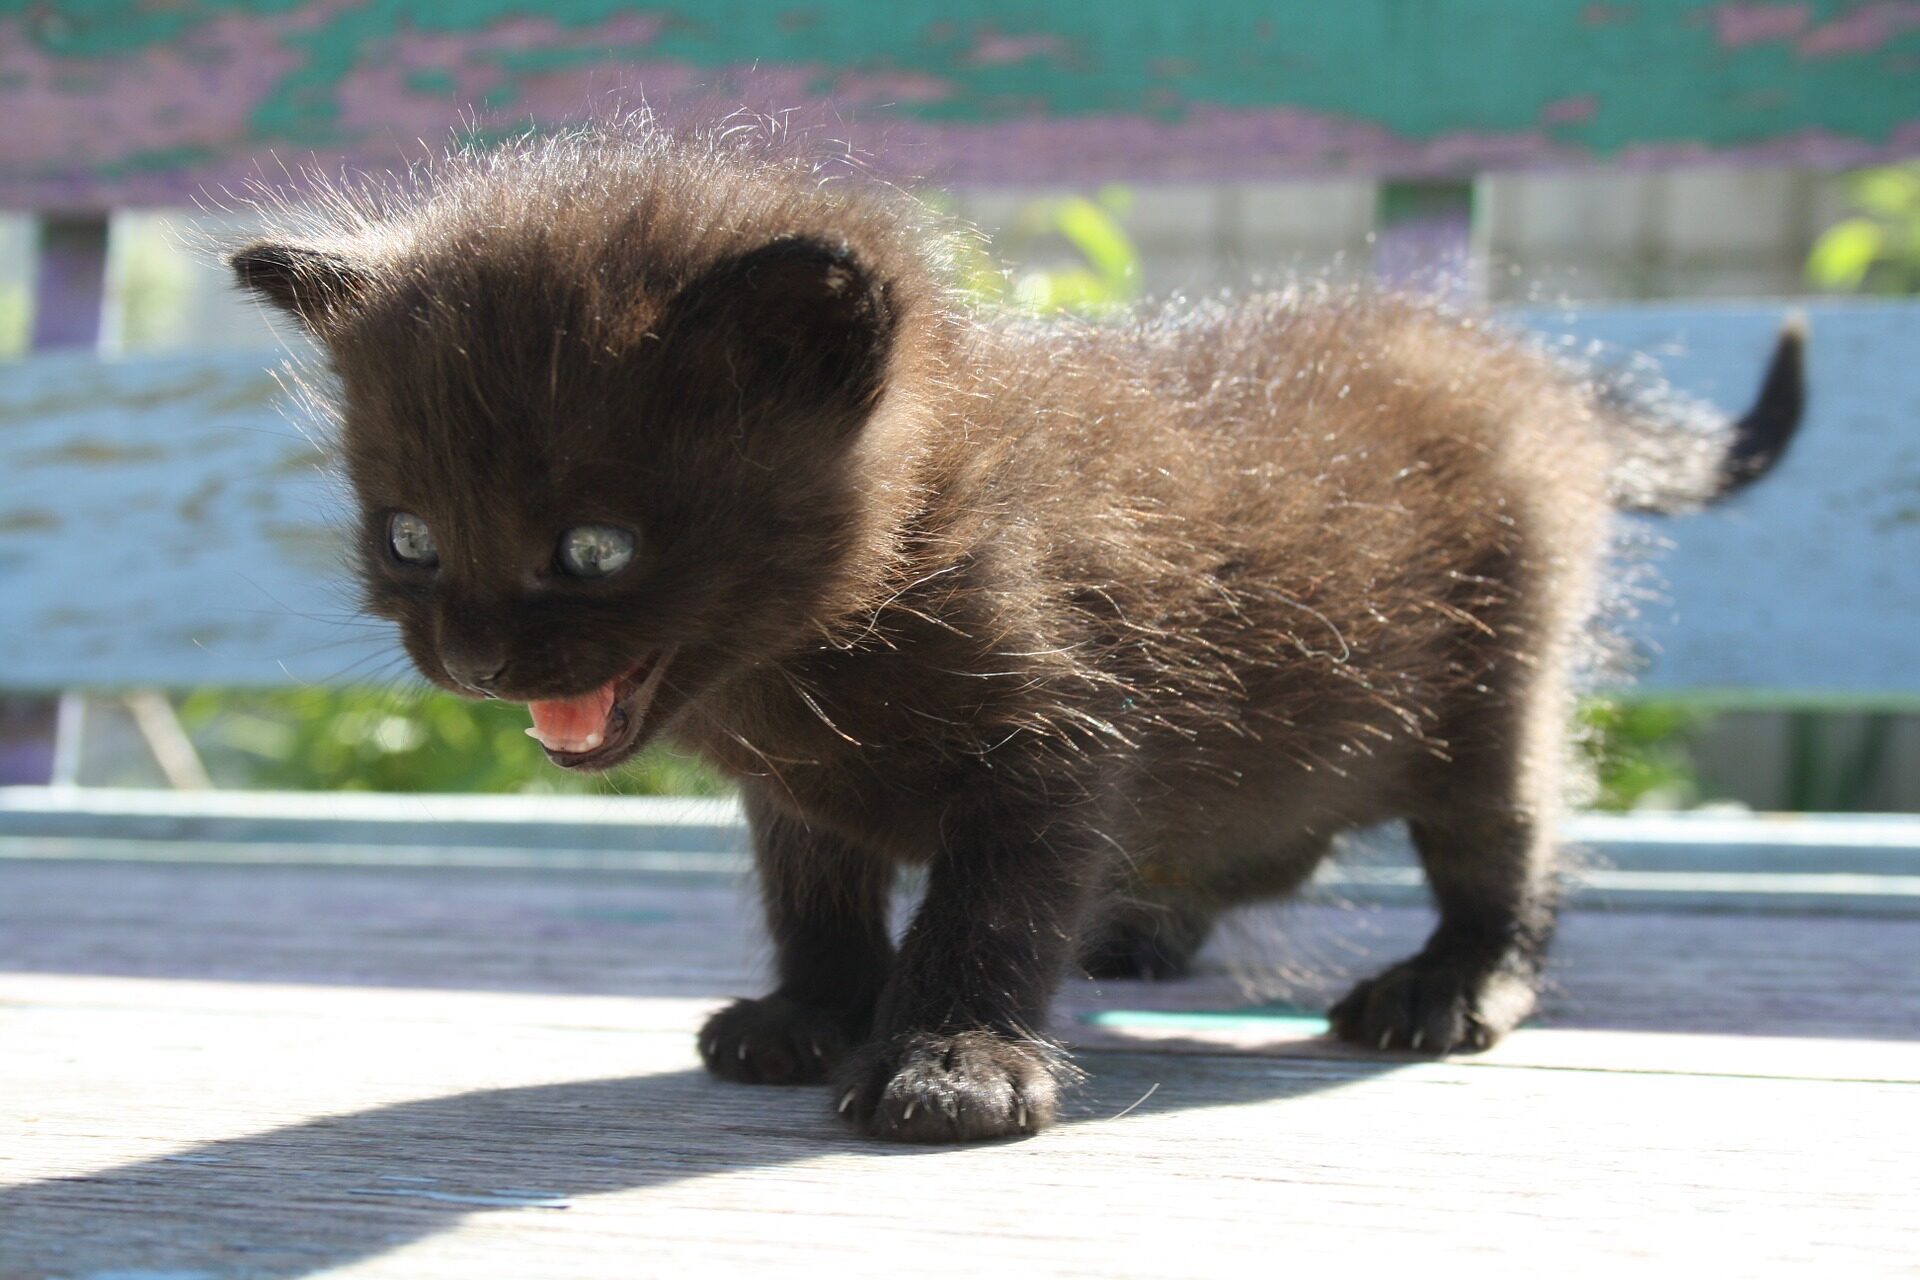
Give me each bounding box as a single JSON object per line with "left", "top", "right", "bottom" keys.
{"left": 0, "top": 702, "right": 57, "bottom": 787}
{"left": 28, "top": 215, "right": 109, "bottom": 352}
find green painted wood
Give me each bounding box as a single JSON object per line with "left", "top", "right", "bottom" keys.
{"left": 3, "top": 1, "right": 1917, "bottom": 208}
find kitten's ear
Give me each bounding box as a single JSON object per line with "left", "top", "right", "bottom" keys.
{"left": 654, "top": 236, "right": 895, "bottom": 428}
{"left": 228, "top": 241, "right": 370, "bottom": 331}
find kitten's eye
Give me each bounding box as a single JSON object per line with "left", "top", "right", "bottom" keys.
{"left": 558, "top": 524, "right": 636, "bottom": 579}
{"left": 388, "top": 512, "right": 438, "bottom": 567}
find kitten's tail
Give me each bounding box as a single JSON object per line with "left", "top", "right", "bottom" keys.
{"left": 1597, "top": 314, "right": 1807, "bottom": 514}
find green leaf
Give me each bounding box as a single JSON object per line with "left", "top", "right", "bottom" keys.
{"left": 1806, "top": 218, "right": 1887, "bottom": 290}
{"left": 1054, "top": 195, "right": 1140, "bottom": 284}
{"left": 1847, "top": 166, "right": 1920, "bottom": 219}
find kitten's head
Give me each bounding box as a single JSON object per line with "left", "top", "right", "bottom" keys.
{"left": 230, "top": 129, "right": 933, "bottom": 770}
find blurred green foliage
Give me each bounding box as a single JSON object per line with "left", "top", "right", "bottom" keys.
{"left": 176, "top": 688, "right": 729, "bottom": 796}
{"left": 1807, "top": 164, "right": 1920, "bottom": 294}
{"left": 114, "top": 217, "right": 193, "bottom": 349}
{"left": 1576, "top": 699, "right": 1710, "bottom": 811}
{"left": 950, "top": 186, "right": 1141, "bottom": 313}
{"left": 0, "top": 283, "right": 25, "bottom": 356}
{"left": 173, "top": 685, "right": 1705, "bottom": 807}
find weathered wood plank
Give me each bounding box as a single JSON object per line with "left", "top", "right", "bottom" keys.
{"left": 3, "top": 1, "right": 1918, "bottom": 207}
{"left": 7, "top": 789, "right": 1920, "bottom": 914}
{"left": 4, "top": 855, "right": 1919, "bottom": 1041}
{"left": 2, "top": 850, "right": 1915, "bottom": 1273}
{"left": 1, "top": 971, "right": 1914, "bottom": 1277}
{"left": 3, "top": 301, "right": 1915, "bottom": 696}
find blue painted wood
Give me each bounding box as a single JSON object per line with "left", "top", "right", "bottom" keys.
{"left": 0, "top": 352, "right": 373, "bottom": 688}
{"left": 1514, "top": 301, "right": 1920, "bottom": 701}
{"left": 1, "top": 300, "right": 1915, "bottom": 697}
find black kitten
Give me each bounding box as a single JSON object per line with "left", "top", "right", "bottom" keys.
{"left": 232, "top": 121, "right": 1802, "bottom": 1143}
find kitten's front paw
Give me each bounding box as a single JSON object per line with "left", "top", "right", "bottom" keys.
{"left": 700, "top": 995, "right": 862, "bottom": 1085}
{"left": 1329, "top": 955, "right": 1538, "bottom": 1054}
{"left": 834, "top": 1031, "right": 1068, "bottom": 1143}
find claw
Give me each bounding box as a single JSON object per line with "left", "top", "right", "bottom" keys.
{"left": 838, "top": 1088, "right": 856, "bottom": 1115}
{"left": 1410, "top": 1030, "right": 1425, "bottom": 1051}
{"left": 902, "top": 1099, "right": 917, "bottom": 1121}
{"left": 1378, "top": 1028, "right": 1393, "bottom": 1051}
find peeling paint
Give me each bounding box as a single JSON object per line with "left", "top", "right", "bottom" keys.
{"left": 1799, "top": 1, "right": 1920, "bottom": 52}
{"left": 1, "top": 1, "right": 1916, "bottom": 204}
{"left": 967, "top": 32, "right": 1068, "bottom": 66}
{"left": 0, "top": 508, "right": 59, "bottom": 533}
{"left": 269, "top": 446, "right": 330, "bottom": 475}
{"left": 19, "top": 439, "right": 167, "bottom": 466}
{"left": 1541, "top": 94, "right": 1600, "bottom": 124}
{"left": 1714, "top": 4, "right": 1813, "bottom": 46}
{"left": 0, "top": 370, "right": 232, "bottom": 425}
{"left": 177, "top": 476, "right": 227, "bottom": 525}
{"left": 265, "top": 520, "right": 349, "bottom": 575}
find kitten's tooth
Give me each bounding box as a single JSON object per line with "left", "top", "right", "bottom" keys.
{"left": 902, "top": 1100, "right": 916, "bottom": 1120}
{"left": 522, "top": 725, "right": 609, "bottom": 754}
{"left": 838, "top": 1089, "right": 857, "bottom": 1114}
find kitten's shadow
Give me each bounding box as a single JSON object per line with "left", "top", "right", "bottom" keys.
{"left": 0, "top": 1050, "right": 1397, "bottom": 1277}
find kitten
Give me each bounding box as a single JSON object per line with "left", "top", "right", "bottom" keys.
{"left": 231, "top": 121, "right": 1803, "bottom": 1143}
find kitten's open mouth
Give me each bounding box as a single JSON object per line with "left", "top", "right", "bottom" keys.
{"left": 523, "top": 648, "right": 676, "bottom": 770}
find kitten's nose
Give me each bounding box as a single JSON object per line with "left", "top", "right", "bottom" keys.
{"left": 442, "top": 652, "right": 508, "bottom": 694}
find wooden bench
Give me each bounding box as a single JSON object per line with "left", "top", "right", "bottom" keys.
{"left": 1, "top": 4, "right": 1916, "bottom": 1273}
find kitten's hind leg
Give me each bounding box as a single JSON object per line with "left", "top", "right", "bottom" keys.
{"left": 1077, "top": 891, "right": 1218, "bottom": 980}
{"left": 1329, "top": 808, "right": 1557, "bottom": 1054}
{"left": 1078, "top": 830, "right": 1340, "bottom": 980}
{"left": 700, "top": 788, "right": 895, "bottom": 1085}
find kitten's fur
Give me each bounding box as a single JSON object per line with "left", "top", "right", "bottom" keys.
{"left": 232, "top": 122, "right": 1803, "bottom": 1143}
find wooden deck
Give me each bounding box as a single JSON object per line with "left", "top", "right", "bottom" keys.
{"left": 2, "top": 852, "right": 1917, "bottom": 1277}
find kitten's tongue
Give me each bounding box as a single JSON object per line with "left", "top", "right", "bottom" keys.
{"left": 525, "top": 681, "right": 619, "bottom": 754}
